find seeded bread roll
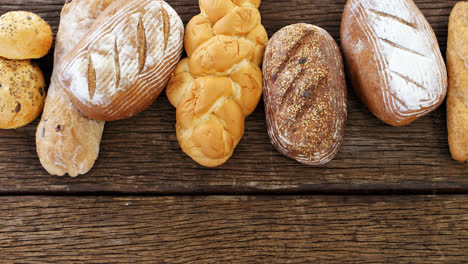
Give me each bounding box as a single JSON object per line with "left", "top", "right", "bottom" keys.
{"left": 341, "top": 0, "right": 447, "bottom": 126}
{"left": 58, "top": 0, "right": 184, "bottom": 121}
{"left": 0, "top": 11, "right": 53, "bottom": 60}
{"left": 447, "top": 2, "right": 468, "bottom": 162}
{"left": 36, "top": 0, "right": 114, "bottom": 177}
{"left": 166, "top": 0, "right": 268, "bottom": 167}
{"left": 0, "top": 58, "right": 46, "bottom": 129}
{"left": 263, "top": 24, "right": 347, "bottom": 165}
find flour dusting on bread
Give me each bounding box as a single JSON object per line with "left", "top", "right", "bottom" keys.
{"left": 58, "top": 0, "right": 184, "bottom": 121}
{"left": 341, "top": 0, "right": 447, "bottom": 126}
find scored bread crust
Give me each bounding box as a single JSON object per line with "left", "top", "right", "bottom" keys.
{"left": 447, "top": 2, "right": 468, "bottom": 162}
{"left": 58, "top": 0, "right": 184, "bottom": 121}
{"left": 35, "top": 0, "right": 115, "bottom": 177}
{"left": 263, "top": 24, "right": 347, "bottom": 166}
{"left": 341, "top": 0, "right": 447, "bottom": 126}
{"left": 166, "top": 0, "right": 268, "bottom": 167}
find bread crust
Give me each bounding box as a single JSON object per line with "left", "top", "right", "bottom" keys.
{"left": 0, "top": 59, "right": 46, "bottom": 129}
{"left": 447, "top": 2, "right": 468, "bottom": 162}
{"left": 341, "top": 0, "right": 447, "bottom": 126}
{"left": 58, "top": 0, "right": 184, "bottom": 121}
{"left": 0, "top": 11, "right": 53, "bottom": 60}
{"left": 166, "top": 0, "right": 268, "bottom": 167}
{"left": 263, "top": 24, "right": 347, "bottom": 165}
{"left": 35, "top": 0, "right": 114, "bottom": 177}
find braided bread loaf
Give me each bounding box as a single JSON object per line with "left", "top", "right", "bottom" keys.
{"left": 166, "top": 0, "right": 268, "bottom": 167}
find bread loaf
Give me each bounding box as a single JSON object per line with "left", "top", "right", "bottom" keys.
{"left": 166, "top": 0, "right": 268, "bottom": 167}
{"left": 0, "top": 58, "right": 46, "bottom": 129}
{"left": 36, "top": 0, "right": 114, "bottom": 177}
{"left": 58, "top": 0, "right": 184, "bottom": 121}
{"left": 341, "top": 0, "right": 447, "bottom": 126}
{"left": 0, "top": 11, "right": 53, "bottom": 60}
{"left": 447, "top": 2, "right": 468, "bottom": 162}
{"left": 263, "top": 24, "right": 347, "bottom": 165}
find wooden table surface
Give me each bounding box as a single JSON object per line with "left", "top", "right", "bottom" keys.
{"left": 1, "top": 0, "right": 467, "bottom": 262}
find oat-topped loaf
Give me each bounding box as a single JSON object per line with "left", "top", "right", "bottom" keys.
{"left": 263, "top": 24, "right": 347, "bottom": 165}
{"left": 166, "top": 0, "right": 268, "bottom": 167}
{"left": 58, "top": 0, "right": 184, "bottom": 121}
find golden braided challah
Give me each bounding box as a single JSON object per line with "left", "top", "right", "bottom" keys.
{"left": 166, "top": 0, "right": 268, "bottom": 167}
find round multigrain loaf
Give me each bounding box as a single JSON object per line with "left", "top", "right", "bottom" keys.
{"left": 0, "top": 58, "right": 46, "bottom": 129}
{"left": 0, "top": 11, "right": 53, "bottom": 60}
{"left": 263, "top": 24, "right": 347, "bottom": 166}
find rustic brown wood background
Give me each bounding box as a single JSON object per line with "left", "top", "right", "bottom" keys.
{"left": 1, "top": 0, "right": 467, "bottom": 262}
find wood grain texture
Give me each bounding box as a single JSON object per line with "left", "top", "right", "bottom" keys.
{"left": 1, "top": 195, "right": 468, "bottom": 263}
{"left": 0, "top": 0, "right": 465, "bottom": 194}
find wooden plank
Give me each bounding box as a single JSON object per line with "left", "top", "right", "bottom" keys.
{"left": 1, "top": 195, "right": 468, "bottom": 263}
{"left": 0, "top": 0, "right": 466, "bottom": 194}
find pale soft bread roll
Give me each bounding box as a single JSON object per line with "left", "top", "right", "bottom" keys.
{"left": 341, "top": 0, "right": 447, "bottom": 126}
{"left": 166, "top": 0, "right": 268, "bottom": 167}
{"left": 0, "top": 11, "right": 53, "bottom": 60}
{"left": 0, "top": 58, "right": 46, "bottom": 129}
{"left": 447, "top": 2, "right": 468, "bottom": 162}
{"left": 36, "top": 0, "right": 115, "bottom": 177}
{"left": 58, "top": 0, "right": 184, "bottom": 121}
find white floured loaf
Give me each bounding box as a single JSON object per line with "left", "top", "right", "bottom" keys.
{"left": 58, "top": 0, "right": 184, "bottom": 121}
{"left": 341, "top": 0, "right": 447, "bottom": 126}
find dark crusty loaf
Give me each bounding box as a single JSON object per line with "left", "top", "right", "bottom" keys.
{"left": 58, "top": 0, "right": 184, "bottom": 121}
{"left": 263, "top": 23, "right": 347, "bottom": 166}
{"left": 341, "top": 0, "right": 447, "bottom": 126}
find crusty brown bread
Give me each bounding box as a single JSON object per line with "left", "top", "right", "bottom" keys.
{"left": 447, "top": 2, "right": 468, "bottom": 162}
{"left": 58, "top": 0, "right": 184, "bottom": 121}
{"left": 166, "top": 0, "right": 268, "bottom": 167}
{"left": 341, "top": 0, "right": 447, "bottom": 126}
{"left": 0, "top": 58, "right": 46, "bottom": 129}
{"left": 263, "top": 24, "right": 347, "bottom": 165}
{"left": 36, "top": 0, "right": 115, "bottom": 177}
{"left": 0, "top": 11, "right": 53, "bottom": 60}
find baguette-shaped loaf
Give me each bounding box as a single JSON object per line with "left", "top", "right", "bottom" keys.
{"left": 58, "top": 0, "right": 184, "bottom": 121}
{"left": 166, "top": 0, "right": 268, "bottom": 167}
{"left": 447, "top": 2, "right": 468, "bottom": 162}
{"left": 341, "top": 0, "right": 447, "bottom": 126}
{"left": 36, "top": 0, "right": 114, "bottom": 177}
{"left": 263, "top": 24, "right": 347, "bottom": 165}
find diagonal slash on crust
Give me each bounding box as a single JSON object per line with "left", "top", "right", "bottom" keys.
{"left": 369, "top": 8, "right": 417, "bottom": 28}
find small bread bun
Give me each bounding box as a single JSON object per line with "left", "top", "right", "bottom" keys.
{"left": 0, "top": 11, "right": 53, "bottom": 59}
{"left": 0, "top": 58, "right": 46, "bottom": 129}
